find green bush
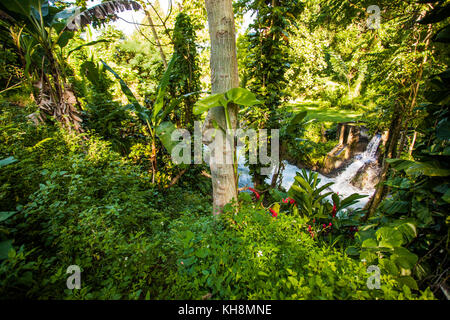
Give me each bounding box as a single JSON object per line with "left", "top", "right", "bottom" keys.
{"left": 161, "top": 204, "right": 434, "bottom": 299}
{"left": 0, "top": 100, "right": 436, "bottom": 300}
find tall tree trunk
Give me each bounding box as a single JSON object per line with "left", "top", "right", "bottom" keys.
{"left": 409, "top": 131, "right": 417, "bottom": 156}
{"left": 203, "top": 0, "right": 239, "bottom": 215}
{"left": 144, "top": 8, "right": 168, "bottom": 68}
{"left": 364, "top": 108, "right": 403, "bottom": 218}
{"left": 364, "top": 24, "right": 433, "bottom": 220}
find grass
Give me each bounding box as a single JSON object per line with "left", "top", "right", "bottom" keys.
{"left": 287, "top": 101, "right": 364, "bottom": 124}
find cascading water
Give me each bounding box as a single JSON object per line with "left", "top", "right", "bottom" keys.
{"left": 364, "top": 134, "right": 382, "bottom": 159}
{"left": 331, "top": 134, "right": 381, "bottom": 191}
{"left": 236, "top": 134, "right": 382, "bottom": 209}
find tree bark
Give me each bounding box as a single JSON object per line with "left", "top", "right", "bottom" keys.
{"left": 143, "top": 8, "right": 168, "bottom": 68}
{"left": 203, "top": 0, "right": 239, "bottom": 215}
{"left": 364, "top": 24, "right": 433, "bottom": 220}
{"left": 364, "top": 109, "right": 402, "bottom": 219}
{"left": 409, "top": 131, "right": 417, "bottom": 156}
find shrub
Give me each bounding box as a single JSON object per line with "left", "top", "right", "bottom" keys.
{"left": 161, "top": 203, "right": 434, "bottom": 299}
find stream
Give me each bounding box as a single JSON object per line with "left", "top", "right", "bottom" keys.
{"left": 236, "top": 134, "right": 382, "bottom": 209}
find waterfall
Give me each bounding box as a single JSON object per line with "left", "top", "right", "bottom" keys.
{"left": 363, "top": 134, "right": 382, "bottom": 160}
{"left": 235, "top": 134, "right": 382, "bottom": 209}
{"left": 332, "top": 134, "right": 381, "bottom": 187}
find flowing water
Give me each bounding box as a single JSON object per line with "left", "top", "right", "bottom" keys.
{"left": 236, "top": 134, "right": 382, "bottom": 209}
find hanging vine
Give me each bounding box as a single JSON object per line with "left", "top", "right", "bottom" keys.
{"left": 167, "top": 12, "right": 201, "bottom": 130}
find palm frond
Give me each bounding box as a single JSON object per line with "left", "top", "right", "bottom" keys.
{"left": 66, "top": 0, "right": 141, "bottom": 31}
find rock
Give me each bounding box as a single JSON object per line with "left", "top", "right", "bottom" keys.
{"left": 350, "top": 161, "right": 381, "bottom": 190}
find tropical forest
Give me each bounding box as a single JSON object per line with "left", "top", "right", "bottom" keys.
{"left": 0, "top": 0, "right": 449, "bottom": 301}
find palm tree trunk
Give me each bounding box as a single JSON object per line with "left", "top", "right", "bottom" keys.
{"left": 203, "top": 0, "right": 239, "bottom": 215}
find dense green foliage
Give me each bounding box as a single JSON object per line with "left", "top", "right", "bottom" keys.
{"left": 0, "top": 104, "right": 434, "bottom": 300}
{"left": 0, "top": 0, "right": 448, "bottom": 300}
{"left": 168, "top": 12, "right": 202, "bottom": 129}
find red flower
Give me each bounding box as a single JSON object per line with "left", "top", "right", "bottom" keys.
{"left": 331, "top": 203, "right": 337, "bottom": 217}
{"left": 248, "top": 187, "right": 260, "bottom": 200}
{"left": 282, "top": 197, "right": 296, "bottom": 205}
{"left": 329, "top": 222, "right": 332, "bottom": 226}
{"left": 323, "top": 224, "right": 326, "bottom": 228}
{"left": 308, "top": 225, "right": 312, "bottom": 231}
{"left": 313, "top": 218, "right": 315, "bottom": 223}
{"left": 269, "top": 208, "right": 277, "bottom": 217}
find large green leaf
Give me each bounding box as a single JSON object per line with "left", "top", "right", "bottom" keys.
{"left": 67, "top": 39, "right": 109, "bottom": 57}
{"left": 361, "top": 238, "right": 377, "bottom": 248}
{"left": 293, "top": 175, "right": 313, "bottom": 194}
{"left": 376, "top": 227, "right": 404, "bottom": 248}
{"left": 0, "top": 240, "right": 13, "bottom": 260}
{"left": 30, "top": 0, "right": 49, "bottom": 20}
{"left": 315, "top": 182, "right": 334, "bottom": 196}
{"left": 56, "top": 30, "right": 74, "bottom": 49}
{"left": 51, "top": 6, "right": 78, "bottom": 26}
{"left": 101, "top": 60, "right": 142, "bottom": 111}
{"left": 313, "top": 192, "right": 333, "bottom": 207}
{"left": 3, "top": 0, "right": 42, "bottom": 16}
{"left": 0, "top": 156, "right": 17, "bottom": 168}
{"left": 392, "top": 220, "right": 417, "bottom": 243}
{"left": 384, "top": 177, "right": 411, "bottom": 189}
{"left": 287, "top": 111, "right": 307, "bottom": 134}
{"left": 379, "top": 198, "right": 409, "bottom": 214}
{"left": 193, "top": 93, "right": 227, "bottom": 115}
{"left": 387, "top": 158, "right": 450, "bottom": 177}
{"left": 152, "top": 56, "right": 176, "bottom": 122}
{"left": 345, "top": 246, "right": 360, "bottom": 256}
{"left": 397, "top": 276, "right": 419, "bottom": 290}
{"left": 339, "top": 193, "right": 367, "bottom": 209}
{"left": 155, "top": 121, "right": 178, "bottom": 154}
{"left": 381, "top": 259, "right": 399, "bottom": 276}
{"left": 224, "top": 88, "right": 262, "bottom": 107}
{"left": 0, "top": 211, "right": 17, "bottom": 222}
{"left": 193, "top": 88, "right": 261, "bottom": 115}
{"left": 392, "top": 247, "right": 418, "bottom": 270}
{"left": 436, "top": 118, "right": 450, "bottom": 140}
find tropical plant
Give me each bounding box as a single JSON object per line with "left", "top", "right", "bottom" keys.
{"left": 287, "top": 169, "right": 366, "bottom": 218}
{"left": 369, "top": 68, "right": 450, "bottom": 295}
{"left": 102, "top": 56, "right": 201, "bottom": 183}
{"left": 193, "top": 87, "right": 262, "bottom": 190}
{"left": 0, "top": 0, "right": 141, "bottom": 131}
{"left": 347, "top": 218, "right": 422, "bottom": 291}
{"left": 167, "top": 12, "right": 202, "bottom": 129}
{"left": 235, "top": 0, "right": 304, "bottom": 188}
{"left": 0, "top": 156, "right": 18, "bottom": 260}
